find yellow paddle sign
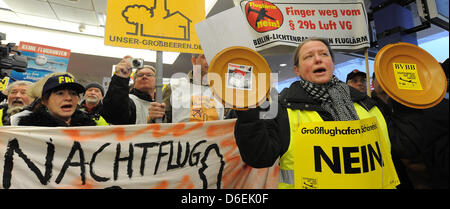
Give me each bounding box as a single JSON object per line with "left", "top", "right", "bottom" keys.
{"left": 105, "top": 0, "right": 205, "bottom": 53}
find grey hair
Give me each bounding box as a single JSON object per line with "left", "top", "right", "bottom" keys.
{"left": 133, "top": 65, "right": 156, "bottom": 80}
{"left": 5, "top": 80, "right": 33, "bottom": 94}
{"left": 293, "top": 37, "right": 335, "bottom": 67}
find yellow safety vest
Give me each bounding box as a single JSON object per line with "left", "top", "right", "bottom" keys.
{"left": 94, "top": 115, "right": 109, "bottom": 126}
{"left": 279, "top": 103, "right": 398, "bottom": 189}
{"left": 0, "top": 108, "right": 3, "bottom": 126}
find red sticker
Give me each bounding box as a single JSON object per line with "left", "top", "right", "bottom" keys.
{"left": 245, "top": 0, "right": 283, "bottom": 33}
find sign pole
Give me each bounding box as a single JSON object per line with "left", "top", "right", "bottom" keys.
{"left": 155, "top": 50, "right": 163, "bottom": 123}
{"left": 364, "top": 48, "right": 371, "bottom": 97}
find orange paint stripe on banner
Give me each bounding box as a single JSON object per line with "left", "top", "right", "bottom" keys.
{"left": 152, "top": 180, "right": 169, "bottom": 189}
{"left": 176, "top": 175, "right": 195, "bottom": 189}
{"left": 222, "top": 156, "right": 243, "bottom": 186}
{"left": 206, "top": 121, "right": 236, "bottom": 137}
{"left": 63, "top": 122, "right": 204, "bottom": 141}
{"left": 63, "top": 126, "right": 151, "bottom": 141}
{"left": 57, "top": 179, "right": 97, "bottom": 189}
{"left": 233, "top": 165, "right": 253, "bottom": 189}
{"left": 151, "top": 122, "right": 203, "bottom": 138}
{"left": 220, "top": 137, "right": 239, "bottom": 161}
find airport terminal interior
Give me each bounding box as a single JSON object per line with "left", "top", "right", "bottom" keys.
{"left": 0, "top": 0, "right": 448, "bottom": 92}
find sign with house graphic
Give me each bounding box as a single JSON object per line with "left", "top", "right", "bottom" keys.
{"left": 105, "top": 0, "right": 204, "bottom": 54}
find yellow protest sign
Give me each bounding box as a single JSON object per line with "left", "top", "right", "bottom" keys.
{"left": 190, "top": 95, "right": 219, "bottom": 121}
{"left": 293, "top": 117, "right": 399, "bottom": 189}
{"left": 105, "top": 0, "right": 205, "bottom": 54}
{"left": 393, "top": 62, "right": 423, "bottom": 90}
{"left": 0, "top": 77, "right": 10, "bottom": 92}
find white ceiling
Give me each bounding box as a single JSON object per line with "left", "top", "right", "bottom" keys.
{"left": 2, "top": 0, "right": 107, "bottom": 26}
{"left": 1, "top": 0, "right": 447, "bottom": 86}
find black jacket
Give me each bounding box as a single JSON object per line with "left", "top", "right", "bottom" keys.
{"left": 79, "top": 100, "right": 104, "bottom": 122}
{"left": 18, "top": 106, "right": 96, "bottom": 127}
{"left": 388, "top": 98, "right": 449, "bottom": 188}
{"left": 234, "top": 81, "right": 376, "bottom": 168}
{"left": 101, "top": 75, "right": 154, "bottom": 125}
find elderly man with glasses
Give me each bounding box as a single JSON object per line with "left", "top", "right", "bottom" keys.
{"left": 101, "top": 55, "right": 156, "bottom": 124}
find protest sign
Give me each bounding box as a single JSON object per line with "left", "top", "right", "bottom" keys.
{"left": 9, "top": 42, "right": 71, "bottom": 82}
{"left": 240, "top": 0, "right": 370, "bottom": 51}
{"left": 0, "top": 120, "right": 278, "bottom": 189}
{"left": 196, "top": 0, "right": 370, "bottom": 62}
{"left": 104, "top": 0, "right": 205, "bottom": 54}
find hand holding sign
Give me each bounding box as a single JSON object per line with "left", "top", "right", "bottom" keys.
{"left": 114, "top": 55, "right": 133, "bottom": 78}
{"left": 148, "top": 102, "right": 165, "bottom": 121}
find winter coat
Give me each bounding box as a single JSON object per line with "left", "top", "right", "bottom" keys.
{"left": 17, "top": 106, "right": 96, "bottom": 127}
{"left": 234, "top": 81, "right": 378, "bottom": 168}
{"left": 388, "top": 98, "right": 449, "bottom": 188}
{"left": 101, "top": 75, "right": 154, "bottom": 125}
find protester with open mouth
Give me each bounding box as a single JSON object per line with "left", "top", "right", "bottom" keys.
{"left": 0, "top": 80, "right": 33, "bottom": 126}
{"left": 16, "top": 72, "right": 99, "bottom": 127}
{"left": 233, "top": 38, "right": 401, "bottom": 189}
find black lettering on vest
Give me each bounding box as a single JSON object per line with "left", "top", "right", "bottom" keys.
{"left": 360, "top": 145, "right": 369, "bottom": 173}
{"left": 314, "top": 146, "right": 341, "bottom": 173}
{"left": 368, "top": 141, "right": 384, "bottom": 171}
{"left": 343, "top": 147, "right": 360, "bottom": 174}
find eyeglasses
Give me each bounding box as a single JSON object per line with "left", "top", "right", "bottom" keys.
{"left": 136, "top": 73, "right": 155, "bottom": 78}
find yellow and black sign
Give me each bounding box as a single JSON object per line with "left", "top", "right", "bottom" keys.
{"left": 0, "top": 77, "right": 10, "bottom": 92}
{"left": 392, "top": 62, "right": 423, "bottom": 90}
{"left": 105, "top": 0, "right": 205, "bottom": 54}
{"left": 293, "top": 117, "right": 399, "bottom": 189}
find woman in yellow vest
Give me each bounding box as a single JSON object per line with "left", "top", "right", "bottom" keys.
{"left": 234, "top": 38, "right": 399, "bottom": 189}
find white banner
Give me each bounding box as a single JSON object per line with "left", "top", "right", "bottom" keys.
{"left": 238, "top": 0, "right": 370, "bottom": 51}
{"left": 0, "top": 120, "right": 278, "bottom": 189}
{"left": 196, "top": 0, "right": 370, "bottom": 62}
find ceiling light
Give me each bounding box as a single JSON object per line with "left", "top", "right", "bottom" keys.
{"left": 78, "top": 23, "right": 86, "bottom": 32}
{"left": 279, "top": 63, "right": 287, "bottom": 67}
{"left": 96, "top": 13, "right": 106, "bottom": 27}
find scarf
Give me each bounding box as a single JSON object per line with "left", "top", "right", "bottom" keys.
{"left": 299, "top": 76, "right": 359, "bottom": 121}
